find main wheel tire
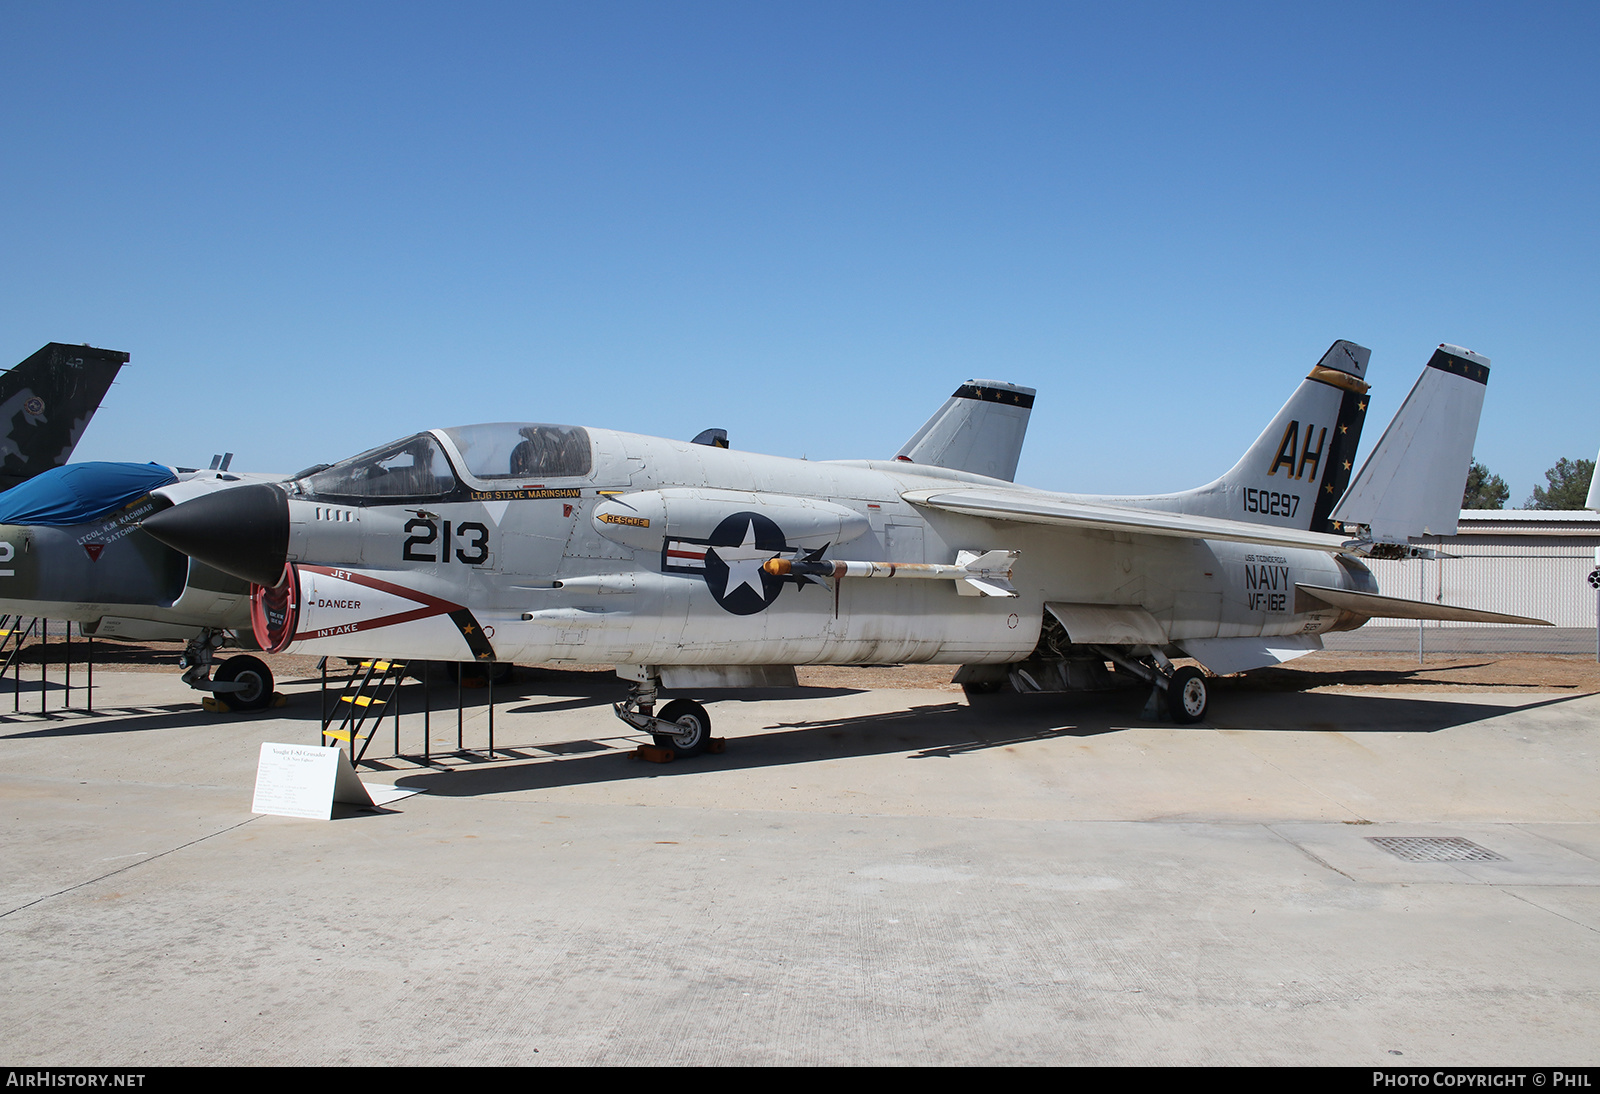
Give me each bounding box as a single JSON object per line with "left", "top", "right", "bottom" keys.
{"left": 1166, "top": 665, "right": 1208, "bottom": 724}
{"left": 652, "top": 699, "right": 712, "bottom": 757}
{"left": 961, "top": 680, "right": 1005, "bottom": 698}
{"left": 215, "top": 655, "right": 274, "bottom": 712}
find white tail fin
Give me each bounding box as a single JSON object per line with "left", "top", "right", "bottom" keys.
{"left": 1122, "top": 340, "right": 1372, "bottom": 533}
{"left": 896, "top": 379, "right": 1035, "bottom": 482}
{"left": 1330, "top": 344, "right": 1490, "bottom": 543}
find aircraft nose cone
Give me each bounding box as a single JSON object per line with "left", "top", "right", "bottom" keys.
{"left": 141, "top": 483, "right": 290, "bottom": 587}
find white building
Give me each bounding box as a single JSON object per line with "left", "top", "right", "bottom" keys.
{"left": 1326, "top": 510, "right": 1600, "bottom": 654}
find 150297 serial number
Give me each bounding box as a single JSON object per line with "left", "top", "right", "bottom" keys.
{"left": 1242, "top": 488, "right": 1300, "bottom": 517}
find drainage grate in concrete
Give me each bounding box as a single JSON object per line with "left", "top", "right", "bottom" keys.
{"left": 1367, "top": 836, "right": 1507, "bottom": 863}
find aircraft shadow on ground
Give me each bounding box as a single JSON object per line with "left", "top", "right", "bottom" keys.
{"left": 391, "top": 685, "right": 1588, "bottom": 798}
{"left": 0, "top": 667, "right": 865, "bottom": 743}
{"left": 0, "top": 700, "right": 219, "bottom": 739}
{"left": 1237, "top": 660, "right": 1586, "bottom": 692}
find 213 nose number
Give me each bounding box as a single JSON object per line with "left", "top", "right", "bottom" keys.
{"left": 403, "top": 518, "right": 489, "bottom": 565}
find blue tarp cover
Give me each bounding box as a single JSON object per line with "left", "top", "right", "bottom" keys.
{"left": 0, "top": 462, "right": 177, "bottom": 527}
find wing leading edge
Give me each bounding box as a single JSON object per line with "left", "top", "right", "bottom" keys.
{"left": 902, "top": 488, "right": 1352, "bottom": 554}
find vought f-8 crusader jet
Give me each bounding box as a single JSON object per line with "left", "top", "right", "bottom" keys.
{"left": 144, "top": 340, "right": 1547, "bottom": 755}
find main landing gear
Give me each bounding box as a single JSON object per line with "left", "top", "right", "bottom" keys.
{"left": 612, "top": 675, "right": 715, "bottom": 759}
{"left": 1166, "top": 665, "right": 1209, "bottom": 724}
{"left": 965, "top": 614, "right": 1211, "bottom": 724}
{"left": 1089, "top": 645, "right": 1209, "bottom": 724}
{"left": 179, "top": 629, "right": 276, "bottom": 712}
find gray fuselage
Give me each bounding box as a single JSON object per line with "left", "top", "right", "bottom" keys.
{"left": 270, "top": 425, "right": 1374, "bottom": 666}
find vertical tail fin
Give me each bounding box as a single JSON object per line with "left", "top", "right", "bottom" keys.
{"left": 1330, "top": 344, "right": 1489, "bottom": 543}
{"left": 896, "top": 379, "right": 1036, "bottom": 482}
{"left": 0, "top": 343, "right": 127, "bottom": 491}
{"left": 1128, "top": 340, "right": 1372, "bottom": 532}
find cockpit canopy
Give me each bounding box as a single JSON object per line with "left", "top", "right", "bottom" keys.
{"left": 440, "top": 424, "right": 592, "bottom": 480}
{"left": 299, "top": 424, "right": 592, "bottom": 501}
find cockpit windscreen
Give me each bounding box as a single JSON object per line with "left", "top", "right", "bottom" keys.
{"left": 302, "top": 433, "right": 458, "bottom": 499}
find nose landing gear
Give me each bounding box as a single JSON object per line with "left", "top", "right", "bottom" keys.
{"left": 612, "top": 672, "right": 716, "bottom": 759}
{"left": 179, "top": 629, "right": 277, "bottom": 712}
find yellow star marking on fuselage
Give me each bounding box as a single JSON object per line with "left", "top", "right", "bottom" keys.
{"left": 1343, "top": 460, "right": 1352, "bottom": 470}
{"left": 1339, "top": 424, "right": 1347, "bottom": 433}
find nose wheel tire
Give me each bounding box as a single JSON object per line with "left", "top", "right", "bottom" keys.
{"left": 652, "top": 699, "right": 712, "bottom": 757}
{"left": 1166, "top": 666, "right": 1208, "bottom": 724}
{"left": 214, "top": 655, "right": 274, "bottom": 711}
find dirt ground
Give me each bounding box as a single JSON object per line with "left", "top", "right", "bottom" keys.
{"left": 28, "top": 640, "right": 1600, "bottom": 697}
{"left": 801, "top": 653, "right": 1600, "bottom": 695}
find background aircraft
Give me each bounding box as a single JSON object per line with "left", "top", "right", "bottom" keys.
{"left": 144, "top": 342, "right": 1547, "bottom": 752}
{"left": 0, "top": 460, "right": 293, "bottom": 708}
{"left": 0, "top": 343, "right": 126, "bottom": 491}
{"left": 0, "top": 343, "right": 295, "bottom": 708}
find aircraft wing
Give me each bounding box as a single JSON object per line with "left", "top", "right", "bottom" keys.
{"left": 902, "top": 488, "right": 1351, "bottom": 553}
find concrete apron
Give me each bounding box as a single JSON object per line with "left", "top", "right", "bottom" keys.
{"left": 1, "top": 671, "right": 1596, "bottom": 1065}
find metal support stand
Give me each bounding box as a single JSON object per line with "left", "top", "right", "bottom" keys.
{"left": 1418, "top": 562, "right": 1426, "bottom": 665}
{"left": 2, "top": 617, "right": 42, "bottom": 713}
{"left": 0, "top": 618, "right": 96, "bottom": 716}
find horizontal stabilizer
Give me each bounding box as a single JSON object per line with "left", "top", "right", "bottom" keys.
{"left": 1331, "top": 344, "right": 1489, "bottom": 542}
{"left": 1294, "top": 583, "right": 1551, "bottom": 626}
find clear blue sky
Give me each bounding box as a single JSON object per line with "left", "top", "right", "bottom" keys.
{"left": 2, "top": 2, "right": 1595, "bottom": 502}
